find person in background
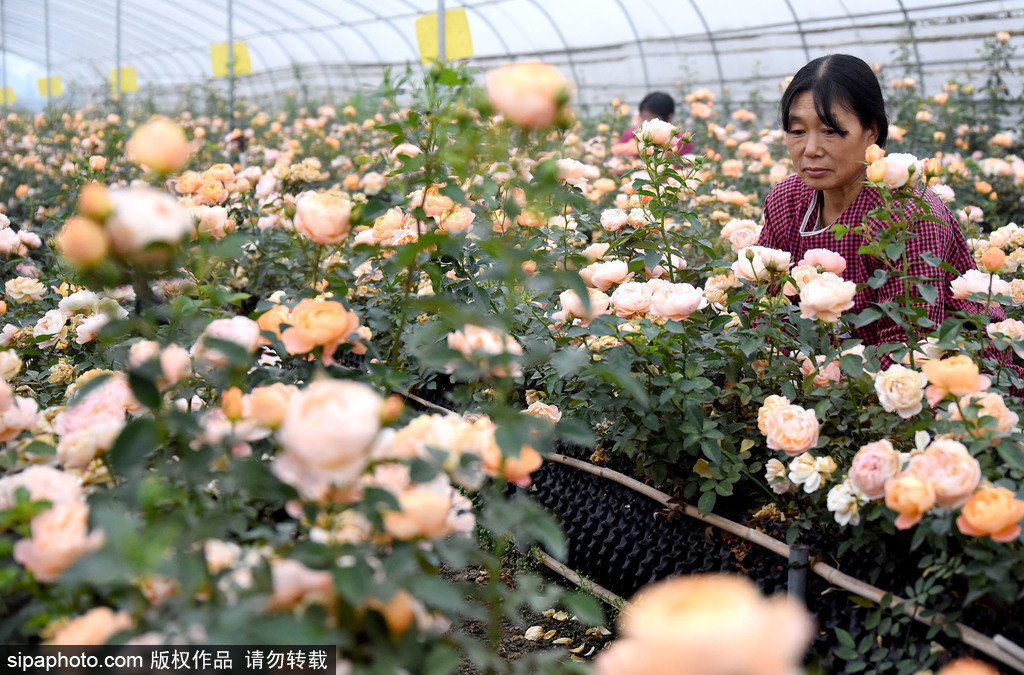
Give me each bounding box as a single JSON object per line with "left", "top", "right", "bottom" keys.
{"left": 612, "top": 91, "right": 693, "bottom": 157}
{"left": 757, "top": 53, "right": 1017, "bottom": 377}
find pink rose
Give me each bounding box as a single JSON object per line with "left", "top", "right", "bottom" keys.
{"left": 559, "top": 288, "right": 611, "bottom": 322}
{"left": 48, "top": 607, "right": 133, "bottom": 645}
{"left": 584, "top": 260, "right": 634, "bottom": 291}
{"left": 600, "top": 209, "right": 629, "bottom": 232}
{"left": 881, "top": 152, "right": 920, "bottom": 189}
{"left": 906, "top": 438, "right": 981, "bottom": 509}
{"left": 648, "top": 283, "right": 707, "bottom": 321}
{"left": 293, "top": 191, "right": 353, "bottom": 245}
{"left": 268, "top": 558, "right": 333, "bottom": 610}
{"left": 523, "top": 401, "right": 561, "bottom": 423}
{"left": 849, "top": 440, "right": 901, "bottom": 500}
{"left": 799, "top": 354, "right": 841, "bottom": 387}
{"left": 610, "top": 282, "right": 653, "bottom": 317}
{"left": 191, "top": 316, "right": 261, "bottom": 368}
{"left": 798, "top": 248, "right": 847, "bottom": 275}
{"left": 0, "top": 465, "right": 83, "bottom": 510}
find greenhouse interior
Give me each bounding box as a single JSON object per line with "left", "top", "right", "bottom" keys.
{"left": 0, "top": 0, "right": 1023, "bottom": 673}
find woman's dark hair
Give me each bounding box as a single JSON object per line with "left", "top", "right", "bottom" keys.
{"left": 639, "top": 91, "right": 675, "bottom": 121}
{"left": 780, "top": 54, "right": 888, "bottom": 148}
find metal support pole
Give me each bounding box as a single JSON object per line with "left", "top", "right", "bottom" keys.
{"left": 44, "top": 0, "right": 51, "bottom": 101}
{"left": 437, "top": 0, "right": 445, "bottom": 64}
{"left": 788, "top": 543, "right": 809, "bottom": 602}
{"left": 227, "top": 0, "right": 234, "bottom": 133}
{"left": 1, "top": 0, "right": 7, "bottom": 107}
{"left": 115, "top": 0, "right": 122, "bottom": 116}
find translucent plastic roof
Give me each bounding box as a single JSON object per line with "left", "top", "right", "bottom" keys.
{"left": 2, "top": 0, "right": 1023, "bottom": 111}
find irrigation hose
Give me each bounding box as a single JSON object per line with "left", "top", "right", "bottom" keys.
{"left": 545, "top": 453, "right": 1024, "bottom": 674}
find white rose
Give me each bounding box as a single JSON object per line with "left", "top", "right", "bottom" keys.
{"left": 874, "top": 363, "right": 928, "bottom": 418}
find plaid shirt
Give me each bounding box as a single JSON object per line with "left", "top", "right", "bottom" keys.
{"left": 759, "top": 174, "right": 1007, "bottom": 356}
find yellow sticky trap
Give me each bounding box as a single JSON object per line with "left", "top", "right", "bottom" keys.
{"left": 37, "top": 76, "right": 63, "bottom": 97}
{"left": 1, "top": 87, "right": 15, "bottom": 104}
{"left": 109, "top": 67, "right": 139, "bottom": 94}
{"left": 415, "top": 8, "right": 473, "bottom": 64}
{"left": 210, "top": 41, "right": 252, "bottom": 78}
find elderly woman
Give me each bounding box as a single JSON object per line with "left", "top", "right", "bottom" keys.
{"left": 757, "top": 53, "right": 1006, "bottom": 358}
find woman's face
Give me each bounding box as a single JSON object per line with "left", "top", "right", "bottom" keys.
{"left": 784, "top": 91, "right": 878, "bottom": 197}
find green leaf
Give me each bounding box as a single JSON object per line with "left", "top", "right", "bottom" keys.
{"left": 107, "top": 417, "right": 158, "bottom": 473}
{"left": 128, "top": 370, "right": 162, "bottom": 410}
{"left": 835, "top": 627, "right": 856, "bottom": 649}
{"left": 424, "top": 644, "right": 461, "bottom": 675}
{"left": 697, "top": 491, "right": 716, "bottom": 515}
{"left": 916, "top": 282, "right": 938, "bottom": 305}
{"left": 563, "top": 592, "right": 604, "bottom": 625}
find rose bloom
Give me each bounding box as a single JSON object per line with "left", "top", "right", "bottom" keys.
{"left": 280, "top": 298, "right": 363, "bottom": 359}
{"left": 106, "top": 185, "right": 193, "bottom": 259}
{"left": 582, "top": 242, "right": 610, "bottom": 263}
{"left": 523, "top": 401, "right": 561, "bottom": 423}
{"left": 559, "top": 288, "right": 611, "bottom": 322}
{"left": 478, "top": 440, "right": 543, "bottom": 488}
{"left": 938, "top": 658, "right": 1001, "bottom": 675}
{"left": 906, "top": 438, "right": 980, "bottom": 509}
{"left": 371, "top": 207, "right": 408, "bottom": 242}
{"left": 949, "top": 391, "right": 1019, "bottom": 436}
{"left": 447, "top": 325, "right": 523, "bottom": 378}
{"left": 600, "top": 208, "right": 629, "bottom": 232}
{"left": 0, "top": 381, "right": 39, "bottom": 443}
{"left": 987, "top": 318, "right": 1024, "bottom": 358}
{"left": 956, "top": 487, "right": 1024, "bottom": 543}
{"left": 949, "top": 269, "right": 1010, "bottom": 306}
{"left": 0, "top": 465, "right": 83, "bottom": 510}
{"left": 636, "top": 118, "right": 677, "bottom": 148}
{"left": 649, "top": 283, "right": 707, "bottom": 321}
{"left": 610, "top": 281, "right": 653, "bottom": 317}
{"left": 293, "top": 191, "right": 353, "bottom": 245}
{"left": 782, "top": 264, "right": 819, "bottom": 296}
{"left": 762, "top": 403, "right": 819, "bottom": 456}
{"left": 798, "top": 248, "right": 847, "bottom": 275}
{"left": 5, "top": 276, "right": 45, "bottom": 303}
{"left": 274, "top": 379, "right": 383, "bottom": 503}
{"left": 13, "top": 501, "right": 106, "bottom": 582}
{"left": 874, "top": 363, "right": 928, "bottom": 418}
{"left": 125, "top": 117, "right": 190, "bottom": 173}
{"left": 435, "top": 204, "right": 475, "bottom": 234}
{"left": 57, "top": 215, "right": 109, "bottom": 267}
{"left": 244, "top": 383, "right": 299, "bottom": 430}
{"left": 877, "top": 152, "right": 920, "bottom": 189}
{"left": 799, "top": 272, "right": 856, "bottom": 323}
{"left": 921, "top": 355, "right": 991, "bottom": 407}
{"left": 756, "top": 395, "right": 790, "bottom": 435}
{"left": 484, "top": 62, "right": 568, "bottom": 129}
{"left": 720, "top": 218, "right": 760, "bottom": 252}
{"left": 48, "top": 607, "right": 133, "bottom": 646}
{"left": 585, "top": 259, "right": 634, "bottom": 291}
{"left": 190, "top": 315, "right": 261, "bottom": 368}
{"left": 849, "top": 439, "right": 902, "bottom": 499}
{"left": 267, "top": 558, "right": 334, "bottom": 611}
{"left": 191, "top": 205, "right": 234, "bottom": 240}
{"left": 593, "top": 574, "right": 814, "bottom": 675}
{"left": 732, "top": 246, "right": 791, "bottom": 282}
{"left": 799, "top": 354, "right": 841, "bottom": 387}
{"left": 0, "top": 349, "right": 21, "bottom": 380}
{"left": 884, "top": 473, "right": 936, "bottom": 529}
{"left": 383, "top": 487, "right": 460, "bottom": 540}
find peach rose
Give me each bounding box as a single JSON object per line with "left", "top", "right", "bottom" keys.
{"left": 885, "top": 473, "right": 936, "bottom": 529}
{"left": 57, "top": 216, "right": 109, "bottom": 267}
{"left": 446, "top": 325, "right": 523, "bottom": 378}
{"left": 610, "top": 281, "right": 653, "bottom": 317}
{"left": 582, "top": 242, "right": 610, "bottom": 263}
{"left": 950, "top": 269, "right": 1010, "bottom": 306}
{"left": 383, "top": 488, "right": 457, "bottom": 540}
{"left": 938, "top": 658, "right": 1001, "bottom": 675}
{"left": 756, "top": 395, "right": 790, "bottom": 435}
{"left": 762, "top": 403, "right": 819, "bottom": 456}
{"left": 478, "top": 441, "right": 543, "bottom": 487}
{"left": 523, "top": 401, "right": 561, "bottom": 423}
{"left": 268, "top": 558, "right": 334, "bottom": 610}
{"left": 799, "top": 354, "right": 841, "bottom": 387}
{"left": 881, "top": 152, "right": 919, "bottom": 189}
{"left": 600, "top": 208, "right": 629, "bottom": 232}
{"left": 648, "top": 283, "right": 708, "bottom": 321}
{"left": 257, "top": 304, "right": 291, "bottom": 344}
{"left": 293, "top": 191, "right": 352, "bottom": 245}
{"left": 366, "top": 589, "right": 420, "bottom": 635}
{"left": 949, "top": 391, "right": 1019, "bottom": 436}
{"left": 906, "top": 438, "right": 980, "bottom": 509}
{"left": 798, "top": 248, "right": 847, "bottom": 275}
{"left": 48, "top": 607, "right": 133, "bottom": 645}
{"left": 280, "top": 298, "right": 362, "bottom": 359}
{"left": 0, "top": 465, "right": 83, "bottom": 510}
{"left": 636, "top": 118, "right": 677, "bottom": 148}
{"left": 125, "top": 117, "right": 191, "bottom": 173}
{"left": 874, "top": 363, "right": 927, "bottom": 418}
{"left": 435, "top": 204, "right": 475, "bottom": 234}
{"left": 799, "top": 272, "right": 856, "bottom": 323}
{"left": 484, "top": 62, "right": 568, "bottom": 129}
{"left": 921, "top": 355, "right": 991, "bottom": 407}
{"left": 956, "top": 487, "right": 1024, "bottom": 543}
{"left": 244, "top": 383, "right": 299, "bottom": 430}
{"left": 585, "top": 259, "right": 634, "bottom": 291}
{"left": 13, "top": 501, "right": 106, "bottom": 582}
{"left": 0, "top": 380, "right": 39, "bottom": 443}
{"left": 987, "top": 319, "right": 1024, "bottom": 358}
{"left": 720, "top": 218, "right": 760, "bottom": 252}
{"left": 782, "top": 264, "right": 818, "bottom": 296}
{"left": 594, "top": 574, "right": 813, "bottom": 675}
{"left": 274, "top": 380, "right": 383, "bottom": 502}
{"left": 848, "top": 440, "right": 902, "bottom": 500}
{"left": 559, "top": 288, "right": 611, "bottom": 322}
{"left": 371, "top": 207, "right": 407, "bottom": 242}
